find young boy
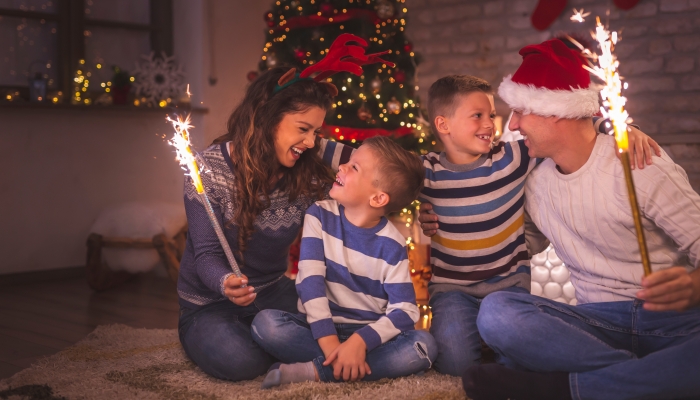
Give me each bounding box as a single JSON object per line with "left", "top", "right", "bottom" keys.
{"left": 418, "top": 74, "right": 660, "bottom": 377}
{"left": 251, "top": 136, "right": 437, "bottom": 388}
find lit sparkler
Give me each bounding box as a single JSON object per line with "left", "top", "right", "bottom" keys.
{"left": 583, "top": 17, "right": 652, "bottom": 276}
{"left": 570, "top": 8, "right": 591, "bottom": 23}
{"left": 167, "top": 114, "right": 246, "bottom": 282}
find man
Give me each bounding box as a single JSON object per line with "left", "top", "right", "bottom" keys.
{"left": 419, "top": 39, "right": 700, "bottom": 400}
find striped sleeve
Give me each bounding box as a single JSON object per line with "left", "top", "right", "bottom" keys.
{"left": 355, "top": 252, "right": 419, "bottom": 351}
{"left": 296, "top": 204, "right": 337, "bottom": 339}
{"left": 319, "top": 138, "right": 354, "bottom": 172}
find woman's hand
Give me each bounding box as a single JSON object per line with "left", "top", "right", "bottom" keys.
{"left": 418, "top": 202, "right": 439, "bottom": 237}
{"left": 637, "top": 267, "right": 700, "bottom": 312}
{"left": 223, "top": 274, "right": 256, "bottom": 306}
{"left": 323, "top": 333, "right": 371, "bottom": 381}
{"left": 619, "top": 126, "right": 662, "bottom": 170}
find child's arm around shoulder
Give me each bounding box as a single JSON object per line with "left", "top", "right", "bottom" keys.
{"left": 318, "top": 138, "right": 354, "bottom": 172}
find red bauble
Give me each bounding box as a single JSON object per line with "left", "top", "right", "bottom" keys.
{"left": 294, "top": 48, "right": 306, "bottom": 61}
{"left": 246, "top": 71, "right": 259, "bottom": 81}
{"left": 267, "top": 20, "right": 275, "bottom": 27}
{"left": 394, "top": 70, "right": 406, "bottom": 84}
{"left": 403, "top": 42, "right": 413, "bottom": 52}
{"left": 319, "top": 2, "right": 334, "bottom": 17}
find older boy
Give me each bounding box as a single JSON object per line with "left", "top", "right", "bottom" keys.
{"left": 251, "top": 136, "right": 437, "bottom": 388}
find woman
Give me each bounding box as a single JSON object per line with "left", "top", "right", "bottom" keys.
{"left": 177, "top": 67, "right": 342, "bottom": 381}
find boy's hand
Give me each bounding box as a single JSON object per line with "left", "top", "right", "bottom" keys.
{"left": 418, "top": 202, "right": 438, "bottom": 237}
{"left": 223, "top": 274, "right": 256, "bottom": 306}
{"left": 323, "top": 333, "right": 371, "bottom": 381}
{"left": 618, "top": 126, "right": 662, "bottom": 170}
{"left": 317, "top": 335, "right": 341, "bottom": 359}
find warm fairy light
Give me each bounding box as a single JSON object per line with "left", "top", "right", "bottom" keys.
{"left": 167, "top": 114, "right": 204, "bottom": 193}
{"left": 583, "top": 17, "right": 629, "bottom": 152}
{"left": 570, "top": 8, "right": 590, "bottom": 22}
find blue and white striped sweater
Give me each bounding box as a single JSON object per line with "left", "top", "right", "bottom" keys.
{"left": 296, "top": 200, "right": 419, "bottom": 351}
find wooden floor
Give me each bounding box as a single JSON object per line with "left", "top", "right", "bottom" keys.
{"left": 0, "top": 273, "right": 179, "bottom": 380}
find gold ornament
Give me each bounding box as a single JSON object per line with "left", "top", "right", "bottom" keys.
{"left": 370, "top": 76, "right": 382, "bottom": 94}
{"left": 376, "top": 0, "right": 396, "bottom": 19}
{"left": 266, "top": 53, "right": 278, "bottom": 68}
{"left": 357, "top": 104, "right": 372, "bottom": 121}
{"left": 387, "top": 97, "right": 401, "bottom": 114}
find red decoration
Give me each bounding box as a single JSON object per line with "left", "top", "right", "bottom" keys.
{"left": 267, "top": 20, "right": 276, "bottom": 27}
{"left": 614, "top": 0, "right": 640, "bottom": 10}
{"left": 294, "top": 48, "right": 306, "bottom": 62}
{"left": 246, "top": 70, "right": 259, "bottom": 81}
{"left": 394, "top": 70, "right": 406, "bottom": 84}
{"left": 300, "top": 33, "right": 395, "bottom": 81}
{"left": 319, "top": 2, "right": 335, "bottom": 17}
{"left": 325, "top": 124, "right": 413, "bottom": 142}
{"left": 273, "top": 9, "right": 380, "bottom": 32}
{"left": 511, "top": 40, "right": 589, "bottom": 91}
{"left": 288, "top": 236, "right": 301, "bottom": 275}
{"left": 403, "top": 42, "right": 413, "bottom": 52}
{"left": 530, "top": 0, "right": 566, "bottom": 31}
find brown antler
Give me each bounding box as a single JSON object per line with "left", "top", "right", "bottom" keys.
{"left": 278, "top": 68, "right": 297, "bottom": 86}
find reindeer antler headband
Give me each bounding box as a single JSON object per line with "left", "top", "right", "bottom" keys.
{"left": 274, "top": 33, "right": 395, "bottom": 97}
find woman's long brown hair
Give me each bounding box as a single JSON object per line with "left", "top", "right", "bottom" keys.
{"left": 213, "top": 67, "right": 334, "bottom": 254}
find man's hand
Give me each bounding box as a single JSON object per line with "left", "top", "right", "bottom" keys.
{"left": 418, "top": 202, "right": 439, "bottom": 237}
{"left": 619, "top": 126, "right": 662, "bottom": 170}
{"left": 223, "top": 274, "right": 256, "bottom": 306}
{"left": 322, "top": 333, "right": 371, "bottom": 381}
{"left": 637, "top": 267, "right": 700, "bottom": 312}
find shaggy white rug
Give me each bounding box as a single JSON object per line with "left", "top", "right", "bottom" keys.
{"left": 0, "top": 324, "right": 466, "bottom": 400}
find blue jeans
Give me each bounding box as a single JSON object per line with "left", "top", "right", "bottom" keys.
{"left": 477, "top": 291, "right": 700, "bottom": 400}
{"left": 429, "top": 287, "right": 528, "bottom": 376}
{"left": 250, "top": 309, "right": 438, "bottom": 382}
{"left": 178, "top": 276, "right": 298, "bottom": 381}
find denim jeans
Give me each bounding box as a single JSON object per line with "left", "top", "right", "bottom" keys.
{"left": 429, "top": 287, "right": 529, "bottom": 376}
{"left": 178, "top": 276, "right": 298, "bottom": 381}
{"left": 250, "top": 309, "right": 438, "bottom": 382}
{"left": 477, "top": 291, "right": 700, "bottom": 400}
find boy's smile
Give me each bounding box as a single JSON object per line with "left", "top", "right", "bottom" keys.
{"left": 435, "top": 91, "right": 496, "bottom": 164}
{"left": 330, "top": 145, "right": 380, "bottom": 209}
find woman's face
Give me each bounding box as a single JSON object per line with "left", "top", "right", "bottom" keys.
{"left": 274, "top": 106, "right": 326, "bottom": 168}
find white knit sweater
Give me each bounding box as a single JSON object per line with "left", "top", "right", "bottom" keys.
{"left": 525, "top": 134, "right": 700, "bottom": 304}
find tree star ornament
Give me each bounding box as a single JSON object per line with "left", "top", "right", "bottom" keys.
{"left": 570, "top": 8, "right": 591, "bottom": 22}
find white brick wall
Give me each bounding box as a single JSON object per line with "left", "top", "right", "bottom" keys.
{"left": 407, "top": 0, "right": 700, "bottom": 192}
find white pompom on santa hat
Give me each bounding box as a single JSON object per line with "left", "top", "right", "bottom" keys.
{"left": 498, "top": 39, "right": 600, "bottom": 119}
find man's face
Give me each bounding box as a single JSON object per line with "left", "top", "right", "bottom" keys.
{"left": 508, "top": 111, "right": 558, "bottom": 158}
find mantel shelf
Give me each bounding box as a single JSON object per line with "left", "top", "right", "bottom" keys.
{"left": 0, "top": 102, "right": 208, "bottom": 114}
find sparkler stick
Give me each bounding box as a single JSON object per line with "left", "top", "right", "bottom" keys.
{"left": 584, "top": 17, "right": 652, "bottom": 276}
{"left": 168, "top": 114, "right": 246, "bottom": 283}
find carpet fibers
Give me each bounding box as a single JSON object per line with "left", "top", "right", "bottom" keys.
{"left": 0, "top": 324, "right": 466, "bottom": 399}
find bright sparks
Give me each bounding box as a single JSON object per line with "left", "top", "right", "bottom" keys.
{"left": 583, "top": 17, "right": 629, "bottom": 152}
{"left": 167, "top": 114, "right": 204, "bottom": 193}
{"left": 570, "top": 8, "right": 590, "bottom": 23}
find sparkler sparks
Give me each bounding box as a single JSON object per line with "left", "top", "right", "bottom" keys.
{"left": 583, "top": 17, "right": 652, "bottom": 276}
{"left": 583, "top": 17, "right": 629, "bottom": 151}
{"left": 570, "top": 8, "right": 591, "bottom": 23}
{"left": 167, "top": 114, "right": 203, "bottom": 193}
{"left": 167, "top": 112, "right": 246, "bottom": 282}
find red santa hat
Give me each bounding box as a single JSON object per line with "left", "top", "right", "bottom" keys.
{"left": 498, "top": 39, "right": 600, "bottom": 119}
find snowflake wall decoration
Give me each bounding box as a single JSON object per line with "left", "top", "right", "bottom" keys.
{"left": 132, "top": 52, "right": 185, "bottom": 107}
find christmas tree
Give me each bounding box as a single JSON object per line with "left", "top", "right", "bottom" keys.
{"left": 257, "top": 0, "right": 435, "bottom": 154}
